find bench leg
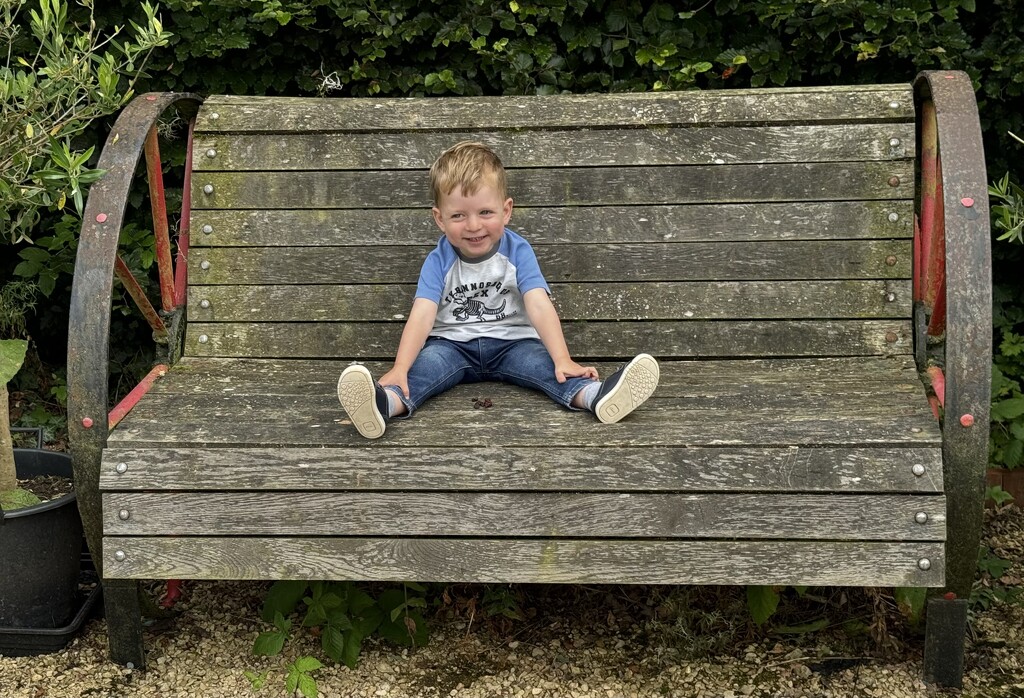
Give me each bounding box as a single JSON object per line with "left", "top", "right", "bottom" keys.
{"left": 103, "top": 579, "right": 146, "bottom": 668}
{"left": 923, "top": 596, "right": 968, "bottom": 688}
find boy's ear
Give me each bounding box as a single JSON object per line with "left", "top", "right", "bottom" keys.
{"left": 432, "top": 206, "right": 445, "bottom": 231}
{"left": 503, "top": 197, "right": 513, "bottom": 224}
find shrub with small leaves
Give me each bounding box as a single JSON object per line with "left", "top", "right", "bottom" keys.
{"left": 990, "top": 138, "right": 1024, "bottom": 471}
{"left": 1, "top": 0, "right": 172, "bottom": 245}
{"left": 250, "top": 580, "right": 429, "bottom": 696}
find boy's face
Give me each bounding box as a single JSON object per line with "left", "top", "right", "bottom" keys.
{"left": 432, "top": 183, "right": 513, "bottom": 260}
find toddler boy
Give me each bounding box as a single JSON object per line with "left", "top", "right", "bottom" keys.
{"left": 337, "top": 142, "right": 659, "bottom": 439}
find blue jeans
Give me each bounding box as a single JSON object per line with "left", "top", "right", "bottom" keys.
{"left": 385, "top": 337, "right": 595, "bottom": 417}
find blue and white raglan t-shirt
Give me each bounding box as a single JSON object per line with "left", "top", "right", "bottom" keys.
{"left": 415, "top": 229, "right": 549, "bottom": 341}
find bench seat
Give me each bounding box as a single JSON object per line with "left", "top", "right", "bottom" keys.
{"left": 99, "top": 355, "right": 944, "bottom": 586}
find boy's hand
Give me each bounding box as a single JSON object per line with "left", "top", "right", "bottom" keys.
{"left": 554, "top": 359, "right": 598, "bottom": 383}
{"left": 379, "top": 367, "right": 410, "bottom": 397}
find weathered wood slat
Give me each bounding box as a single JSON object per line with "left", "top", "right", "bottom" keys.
{"left": 108, "top": 397, "right": 940, "bottom": 448}
{"left": 194, "top": 87, "right": 914, "bottom": 132}
{"left": 183, "top": 319, "right": 912, "bottom": 359}
{"left": 135, "top": 375, "right": 929, "bottom": 421}
{"left": 191, "top": 162, "right": 914, "bottom": 209}
{"left": 107, "top": 413, "right": 940, "bottom": 449}
{"left": 190, "top": 202, "right": 913, "bottom": 247}
{"left": 189, "top": 241, "right": 912, "bottom": 285}
{"left": 110, "top": 390, "right": 933, "bottom": 427}
{"left": 145, "top": 356, "right": 923, "bottom": 395}
{"left": 192, "top": 124, "right": 915, "bottom": 171}
{"left": 102, "top": 537, "right": 943, "bottom": 587}
{"left": 188, "top": 281, "right": 912, "bottom": 323}
{"left": 103, "top": 492, "right": 945, "bottom": 540}
{"left": 99, "top": 445, "right": 944, "bottom": 493}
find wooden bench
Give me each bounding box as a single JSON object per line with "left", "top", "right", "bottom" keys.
{"left": 68, "top": 71, "right": 991, "bottom": 687}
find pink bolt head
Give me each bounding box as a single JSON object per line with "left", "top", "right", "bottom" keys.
{"left": 82, "top": 417, "right": 94, "bottom": 428}
{"left": 960, "top": 414, "right": 974, "bottom": 427}
{"left": 961, "top": 197, "right": 974, "bottom": 207}
{"left": 146, "top": 95, "right": 157, "bottom": 101}
{"left": 96, "top": 213, "right": 108, "bottom": 223}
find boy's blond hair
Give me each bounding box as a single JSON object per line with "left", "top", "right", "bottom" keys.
{"left": 429, "top": 141, "right": 508, "bottom": 205}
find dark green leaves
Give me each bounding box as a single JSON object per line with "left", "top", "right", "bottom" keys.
{"left": 253, "top": 611, "right": 290, "bottom": 656}
{"left": 746, "top": 585, "right": 780, "bottom": 626}
{"left": 251, "top": 579, "right": 413, "bottom": 687}
{"left": 261, "top": 580, "right": 307, "bottom": 623}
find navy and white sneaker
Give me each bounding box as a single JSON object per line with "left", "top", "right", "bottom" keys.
{"left": 591, "top": 353, "right": 660, "bottom": 424}
{"left": 337, "top": 364, "right": 389, "bottom": 439}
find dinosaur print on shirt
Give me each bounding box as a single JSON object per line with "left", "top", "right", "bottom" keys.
{"left": 414, "top": 229, "right": 550, "bottom": 342}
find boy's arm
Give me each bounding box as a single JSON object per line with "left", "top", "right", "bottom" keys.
{"left": 379, "top": 297, "right": 438, "bottom": 396}
{"left": 523, "top": 288, "right": 598, "bottom": 383}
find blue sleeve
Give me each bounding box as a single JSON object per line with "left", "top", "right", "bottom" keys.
{"left": 414, "top": 239, "right": 450, "bottom": 302}
{"left": 508, "top": 230, "right": 549, "bottom": 295}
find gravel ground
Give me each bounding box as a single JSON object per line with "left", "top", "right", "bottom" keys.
{"left": 1, "top": 507, "right": 1021, "bottom": 698}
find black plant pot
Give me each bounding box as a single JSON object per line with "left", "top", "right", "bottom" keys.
{"left": 0, "top": 449, "right": 83, "bottom": 630}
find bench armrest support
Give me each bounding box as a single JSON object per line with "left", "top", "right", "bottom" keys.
{"left": 68, "top": 93, "right": 202, "bottom": 574}
{"left": 914, "top": 71, "right": 991, "bottom": 597}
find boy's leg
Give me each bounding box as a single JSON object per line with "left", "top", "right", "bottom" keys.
{"left": 337, "top": 339, "right": 479, "bottom": 438}
{"left": 487, "top": 338, "right": 596, "bottom": 409}
{"left": 489, "top": 340, "right": 659, "bottom": 423}
{"left": 394, "top": 338, "right": 481, "bottom": 416}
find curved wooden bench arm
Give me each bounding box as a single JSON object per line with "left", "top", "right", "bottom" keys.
{"left": 68, "top": 93, "right": 203, "bottom": 572}
{"left": 913, "top": 71, "right": 991, "bottom": 597}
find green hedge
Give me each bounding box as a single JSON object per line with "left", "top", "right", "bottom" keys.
{"left": 93, "top": 0, "right": 1020, "bottom": 171}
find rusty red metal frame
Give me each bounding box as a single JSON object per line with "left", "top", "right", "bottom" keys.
{"left": 108, "top": 116, "right": 197, "bottom": 342}
{"left": 916, "top": 99, "right": 947, "bottom": 338}
{"left": 108, "top": 363, "right": 168, "bottom": 429}
{"left": 926, "top": 364, "right": 946, "bottom": 419}
{"left": 160, "top": 579, "right": 183, "bottom": 608}
{"left": 913, "top": 70, "right": 992, "bottom": 690}
{"left": 68, "top": 93, "right": 202, "bottom": 597}
{"left": 114, "top": 255, "right": 167, "bottom": 339}
{"left": 913, "top": 71, "right": 991, "bottom": 604}
{"left": 173, "top": 119, "right": 196, "bottom": 308}
{"left": 145, "top": 126, "right": 176, "bottom": 312}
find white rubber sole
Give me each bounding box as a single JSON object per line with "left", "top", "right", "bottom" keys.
{"left": 337, "top": 365, "right": 386, "bottom": 439}
{"left": 593, "top": 354, "right": 660, "bottom": 424}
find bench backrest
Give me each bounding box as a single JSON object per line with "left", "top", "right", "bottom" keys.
{"left": 186, "top": 86, "right": 915, "bottom": 361}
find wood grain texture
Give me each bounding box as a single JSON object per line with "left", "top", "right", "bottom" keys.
{"left": 189, "top": 202, "right": 913, "bottom": 247}
{"left": 113, "top": 388, "right": 933, "bottom": 420}
{"left": 188, "top": 241, "right": 911, "bottom": 285}
{"left": 182, "top": 319, "right": 913, "bottom": 359}
{"left": 188, "top": 281, "right": 912, "bottom": 323}
{"left": 99, "top": 445, "right": 944, "bottom": 493}
{"left": 102, "top": 537, "right": 943, "bottom": 587}
{"left": 118, "top": 382, "right": 931, "bottom": 419}
{"left": 103, "top": 492, "right": 945, "bottom": 540}
{"left": 190, "top": 162, "right": 914, "bottom": 210}
{"left": 144, "top": 356, "right": 924, "bottom": 395}
{"left": 107, "top": 393, "right": 940, "bottom": 449}
{"left": 193, "top": 86, "right": 914, "bottom": 132}
{"left": 192, "top": 124, "right": 915, "bottom": 171}
{"left": 106, "top": 412, "right": 940, "bottom": 449}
